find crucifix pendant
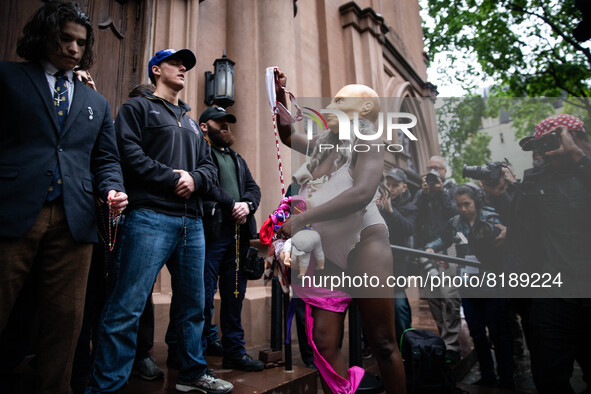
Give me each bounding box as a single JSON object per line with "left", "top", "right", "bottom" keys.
{"left": 234, "top": 289, "right": 239, "bottom": 298}
{"left": 54, "top": 96, "right": 65, "bottom": 106}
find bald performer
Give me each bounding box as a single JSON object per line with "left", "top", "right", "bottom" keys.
{"left": 275, "top": 72, "right": 406, "bottom": 394}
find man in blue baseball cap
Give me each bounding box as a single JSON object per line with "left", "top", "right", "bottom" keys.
{"left": 148, "top": 48, "right": 196, "bottom": 84}
{"left": 87, "top": 48, "right": 233, "bottom": 394}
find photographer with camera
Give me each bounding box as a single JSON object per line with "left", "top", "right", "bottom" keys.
{"left": 425, "top": 184, "right": 514, "bottom": 389}
{"left": 463, "top": 161, "right": 529, "bottom": 358}
{"left": 508, "top": 114, "right": 591, "bottom": 394}
{"left": 377, "top": 169, "right": 418, "bottom": 343}
{"left": 464, "top": 161, "right": 517, "bottom": 229}
{"left": 413, "top": 156, "right": 461, "bottom": 363}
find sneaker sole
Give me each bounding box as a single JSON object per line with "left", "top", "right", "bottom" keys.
{"left": 175, "top": 383, "right": 233, "bottom": 394}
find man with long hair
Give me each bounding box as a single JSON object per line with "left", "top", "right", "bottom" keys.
{"left": 0, "top": 2, "right": 127, "bottom": 393}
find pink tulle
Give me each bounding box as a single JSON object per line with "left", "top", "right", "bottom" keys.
{"left": 304, "top": 302, "right": 365, "bottom": 393}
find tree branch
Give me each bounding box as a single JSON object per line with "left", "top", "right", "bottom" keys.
{"left": 563, "top": 98, "right": 587, "bottom": 110}
{"left": 546, "top": 61, "right": 587, "bottom": 98}
{"left": 506, "top": 2, "right": 591, "bottom": 66}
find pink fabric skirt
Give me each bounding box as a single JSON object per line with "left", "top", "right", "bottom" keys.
{"left": 303, "top": 299, "right": 364, "bottom": 393}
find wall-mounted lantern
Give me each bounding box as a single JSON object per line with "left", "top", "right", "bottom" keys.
{"left": 204, "top": 50, "right": 235, "bottom": 108}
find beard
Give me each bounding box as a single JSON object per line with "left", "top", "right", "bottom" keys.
{"left": 208, "top": 124, "right": 235, "bottom": 148}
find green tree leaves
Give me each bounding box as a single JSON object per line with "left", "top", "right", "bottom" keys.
{"left": 423, "top": 0, "right": 590, "bottom": 99}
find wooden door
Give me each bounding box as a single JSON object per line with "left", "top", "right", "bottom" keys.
{"left": 0, "top": 0, "right": 149, "bottom": 116}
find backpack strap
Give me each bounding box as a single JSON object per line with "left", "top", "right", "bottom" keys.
{"left": 399, "top": 327, "right": 416, "bottom": 351}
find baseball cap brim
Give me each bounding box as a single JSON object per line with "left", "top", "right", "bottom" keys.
{"left": 199, "top": 108, "right": 237, "bottom": 124}
{"left": 163, "top": 49, "right": 196, "bottom": 71}
{"left": 210, "top": 112, "right": 236, "bottom": 123}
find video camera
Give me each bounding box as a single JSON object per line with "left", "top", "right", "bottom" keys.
{"left": 462, "top": 161, "right": 507, "bottom": 187}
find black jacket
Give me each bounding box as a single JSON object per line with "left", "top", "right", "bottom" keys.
{"left": 380, "top": 190, "right": 418, "bottom": 248}
{"left": 203, "top": 146, "right": 261, "bottom": 239}
{"left": 413, "top": 179, "right": 458, "bottom": 248}
{"left": 505, "top": 157, "right": 591, "bottom": 298}
{"left": 0, "top": 61, "right": 124, "bottom": 242}
{"left": 380, "top": 190, "right": 418, "bottom": 278}
{"left": 115, "top": 92, "right": 217, "bottom": 217}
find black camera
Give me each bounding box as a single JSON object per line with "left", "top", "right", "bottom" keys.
{"left": 532, "top": 132, "right": 561, "bottom": 154}
{"left": 462, "top": 161, "right": 504, "bottom": 187}
{"left": 470, "top": 220, "right": 502, "bottom": 243}
{"left": 425, "top": 170, "right": 441, "bottom": 187}
{"left": 468, "top": 220, "right": 503, "bottom": 270}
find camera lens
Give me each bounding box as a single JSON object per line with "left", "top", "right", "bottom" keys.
{"left": 425, "top": 171, "right": 439, "bottom": 187}
{"left": 463, "top": 164, "right": 492, "bottom": 180}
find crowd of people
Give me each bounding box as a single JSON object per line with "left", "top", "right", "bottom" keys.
{"left": 369, "top": 122, "right": 591, "bottom": 394}
{"left": 1, "top": 2, "right": 590, "bottom": 394}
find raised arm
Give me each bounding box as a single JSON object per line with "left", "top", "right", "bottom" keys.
{"left": 274, "top": 70, "right": 321, "bottom": 155}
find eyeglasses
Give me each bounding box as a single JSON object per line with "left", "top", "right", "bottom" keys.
{"left": 426, "top": 166, "right": 445, "bottom": 171}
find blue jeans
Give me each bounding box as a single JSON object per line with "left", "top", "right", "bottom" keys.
{"left": 203, "top": 220, "right": 248, "bottom": 357}
{"left": 86, "top": 209, "right": 207, "bottom": 393}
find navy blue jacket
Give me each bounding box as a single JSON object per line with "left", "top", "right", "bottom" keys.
{"left": 115, "top": 92, "right": 217, "bottom": 218}
{"left": 0, "top": 61, "right": 124, "bottom": 242}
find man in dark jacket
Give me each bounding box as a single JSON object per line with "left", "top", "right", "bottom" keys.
{"left": 198, "top": 107, "right": 263, "bottom": 372}
{"left": 479, "top": 164, "right": 529, "bottom": 358}
{"left": 87, "top": 49, "right": 233, "bottom": 394}
{"left": 0, "top": 3, "right": 127, "bottom": 393}
{"left": 413, "top": 156, "right": 461, "bottom": 364}
{"left": 378, "top": 168, "right": 417, "bottom": 342}
{"left": 510, "top": 114, "right": 591, "bottom": 394}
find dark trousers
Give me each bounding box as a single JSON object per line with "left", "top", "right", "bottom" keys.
{"left": 0, "top": 200, "right": 93, "bottom": 394}
{"left": 530, "top": 298, "right": 591, "bottom": 394}
{"left": 294, "top": 298, "right": 314, "bottom": 366}
{"left": 394, "top": 290, "right": 412, "bottom": 345}
{"left": 507, "top": 298, "right": 531, "bottom": 355}
{"left": 462, "top": 298, "right": 514, "bottom": 387}
{"left": 202, "top": 220, "right": 248, "bottom": 357}
{"left": 0, "top": 275, "right": 38, "bottom": 371}
{"left": 72, "top": 242, "right": 109, "bottom": 391}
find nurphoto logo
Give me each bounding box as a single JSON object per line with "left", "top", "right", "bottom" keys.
{"left": 303, "top": 108, "right": 419, "bottom": 153}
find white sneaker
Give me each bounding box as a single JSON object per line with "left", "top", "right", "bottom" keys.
{"left": 176, "top": 373, "right": 234, "bottom": 393}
